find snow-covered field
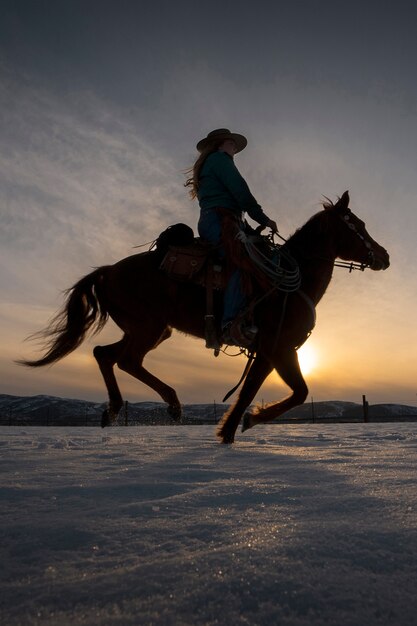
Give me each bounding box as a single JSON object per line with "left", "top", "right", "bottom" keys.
{"left": 1, "top": 423, "right": 416, "bottom": 626}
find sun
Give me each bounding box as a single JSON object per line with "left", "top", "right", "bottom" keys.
{"left": 297, "top": 343, "right": 318, "bottom": 375}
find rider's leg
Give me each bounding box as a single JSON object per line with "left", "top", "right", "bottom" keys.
{"left": 222, "top": 269, "right": 245, "bottom": 327}
{"left": 198, "top": 209, "right": 222, "bottom": 245}
{"left": 198, "top": 209, "right": 254, "bottom": 345}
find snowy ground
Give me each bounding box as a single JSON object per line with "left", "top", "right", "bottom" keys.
{"left": 1, "top": 423, "right": 416, "bottom": 626}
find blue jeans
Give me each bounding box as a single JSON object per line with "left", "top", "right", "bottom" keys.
{"left": 198, "top": 209, "right": 245, "bottom": 327}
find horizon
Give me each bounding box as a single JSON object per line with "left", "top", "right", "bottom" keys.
{"left": 1, "top": 390, "right": 416, "bottom": 410}
{"left": 1, "top": 1, "right": 416, "bottom": 408}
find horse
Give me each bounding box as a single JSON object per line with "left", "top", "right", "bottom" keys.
{"left": 19, "top": 191, "right": 389, "bottom": 443}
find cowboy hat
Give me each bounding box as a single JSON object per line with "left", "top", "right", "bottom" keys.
{"left": 196, "top": 128, "right": 247, "bottom": 153}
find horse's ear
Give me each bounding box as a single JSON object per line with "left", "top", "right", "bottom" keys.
{"left": 339, "top": 190, "right": 350, "bottom": 210}
{"left": 322, "top": 191, "right": 349, "bottom": 211}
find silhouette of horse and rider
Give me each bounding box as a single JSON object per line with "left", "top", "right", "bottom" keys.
{"left": 20, "top": 129, "right": 390, "bottom": 443}
{"left": 21, "top": 192, "right": 389, "bottom": 443}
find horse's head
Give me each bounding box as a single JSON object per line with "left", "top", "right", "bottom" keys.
{"left": 324, "top": 191, "right": 390, "bottom": 271}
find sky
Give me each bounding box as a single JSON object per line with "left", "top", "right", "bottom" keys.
{"left": 1, "top": 0, "right": 416, "bottom": 407}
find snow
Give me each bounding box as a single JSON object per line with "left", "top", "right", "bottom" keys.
{"left": 1, "top": 424, "right": 416, "bottom": 626}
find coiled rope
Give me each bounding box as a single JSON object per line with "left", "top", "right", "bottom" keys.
{"left": 235, "top": 230, "right": 301, "bottom": 292}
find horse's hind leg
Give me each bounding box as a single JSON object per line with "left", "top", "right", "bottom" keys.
{"left": 116, "top": 332, "right": 182, "bottom": 422}
{"left": 93, "top": 337, "right": 129, "bottom": 427}
{"left": 94, "top": 326, "right": 178, "bottom": 427}
{"left": 217, "top": 355, "right": 272, "bottom": 444}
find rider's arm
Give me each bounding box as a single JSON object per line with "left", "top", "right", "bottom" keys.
{"left": 209, "top": 152, "right": 271, "bottom": 226}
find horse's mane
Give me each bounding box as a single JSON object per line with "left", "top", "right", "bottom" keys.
{"left": 285, "top": 206, "right": 333, "bottom": 251}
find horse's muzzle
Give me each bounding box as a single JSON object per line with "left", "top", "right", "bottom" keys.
{"left": 370, "top": 249, "right": 390, "bottom": 271}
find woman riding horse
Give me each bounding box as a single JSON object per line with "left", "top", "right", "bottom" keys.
{"left": 185, "top": 129, "right": 278, "bottom": 347}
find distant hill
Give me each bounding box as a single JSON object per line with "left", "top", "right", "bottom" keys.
{"left": 1, "top": 394, "right": 416, "bottom": 426}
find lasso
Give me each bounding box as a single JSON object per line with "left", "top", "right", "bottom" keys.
{"left": 235, "top": 230, "right": 301, "bottom": 292}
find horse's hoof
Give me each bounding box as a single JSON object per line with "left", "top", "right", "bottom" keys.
{"left": 241, "top": 413, "right": 253, "bottom": 433}
{"left": 216, "top": 426, "right": 235, "bottom": 444}
{"left": 101, "top": 409, "right": 111, "bottom": 428}
{"left": 167, "top": 404, "right": 182, "bottom": 422}
{"left": 101, "top": 408, "right": 118, "bottom": 428}
{"left": 220, "top": 433, "right": 235, "bottom": 444}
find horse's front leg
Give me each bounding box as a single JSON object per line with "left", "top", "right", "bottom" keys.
{"left": 242, "top": 346, "right": 308, "bottom": 432}
{"left": 217, "top": 356, "right": 272, "bottom": 444}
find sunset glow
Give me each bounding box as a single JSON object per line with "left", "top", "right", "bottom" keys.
{"left": 297, "top": 344, "right": 318, "bottom": 376}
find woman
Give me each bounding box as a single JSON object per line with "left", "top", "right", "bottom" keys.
{"left": 185, "top": 128, "right": 278, "bottom": 346}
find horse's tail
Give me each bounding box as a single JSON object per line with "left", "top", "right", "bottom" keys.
{"left": 18, "top": 267, "right": 110, "bottom": 368}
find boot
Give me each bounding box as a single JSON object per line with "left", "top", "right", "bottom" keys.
{"left": 221, "top": 320, "right": 258, "bottom": 349}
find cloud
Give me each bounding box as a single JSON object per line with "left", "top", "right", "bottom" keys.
{"left": 0, "top": 70, "right": 196, "bottom": 306}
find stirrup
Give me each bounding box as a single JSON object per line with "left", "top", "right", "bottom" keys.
{"left": 221, "top": 321, "right": 258, "bottom": 349}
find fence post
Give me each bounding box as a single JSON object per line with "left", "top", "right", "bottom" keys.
{"left": 362, "top": 395, "right": 369, "bottom": 423}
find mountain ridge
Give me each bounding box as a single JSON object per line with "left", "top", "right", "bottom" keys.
{"left": 1, "top": 393, "right": 416, "bottom": 426}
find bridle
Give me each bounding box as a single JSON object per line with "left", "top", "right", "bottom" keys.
{"left": 335, "top": 210, "right": 375, "bottom": 272}
{"left": 272, "top": 209, "right": 375, "bottom": 273}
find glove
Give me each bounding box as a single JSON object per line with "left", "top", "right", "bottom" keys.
{"left": 265, "top": 218, "right": 278, "bottom": 233}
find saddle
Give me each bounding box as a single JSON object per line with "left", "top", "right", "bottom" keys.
{"left": 155, "top": 224, "right": 229, "bottom": 352}
{"left": 156, "top": 223, "right": 227, "bottom": 289}
{"left": 156, "top": 222, "right": 263, "bottom": 353}
{"left": 159, "top": 240, "right": 226, "bottom": 352}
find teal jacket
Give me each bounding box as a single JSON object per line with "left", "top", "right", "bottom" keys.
{"left": 197, "top": 151, "right": 269, "bottom": 226}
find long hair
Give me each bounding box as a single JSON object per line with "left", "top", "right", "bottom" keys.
{"left": 184, "top": 140, "right": 223, "bottom": 199}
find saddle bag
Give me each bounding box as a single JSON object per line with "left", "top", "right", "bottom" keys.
{"left": 160, "top": 245, "right": 208, "bottom": 281}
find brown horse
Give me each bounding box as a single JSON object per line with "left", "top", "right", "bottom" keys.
{"left": 20, "top": 191, "right": 389, "bottom": 443}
